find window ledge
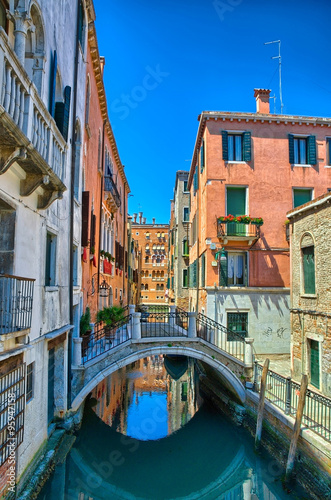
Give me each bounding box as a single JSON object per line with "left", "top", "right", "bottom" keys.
{"left": 45, "top": 286, "right": 59, "bottom": 292}
{"left": 225, "top": 161, "right": 247, "bottom": 165}
{"left": 324, "top": 165, "right": 331, "bottom": 168}
{"left": 291, "top": 164, "right": 313, "bottom": 168}
{"left": 300, "top": 293, "right": 317, "bottom": 299}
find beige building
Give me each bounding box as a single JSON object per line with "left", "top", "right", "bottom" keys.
{"left": 287, "top": 192, "right": 331, "bottom": 396}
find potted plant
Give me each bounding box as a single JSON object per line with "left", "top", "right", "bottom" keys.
{"left": 100, "top": 249, "right": 105, "bottom": 258}
{"left": 80, "top": 306, "right": 91, "bottom": 336}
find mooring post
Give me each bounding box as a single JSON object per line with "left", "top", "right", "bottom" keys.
{"left": 285, "top": 376, "right": 292, "bottom": 415}
{"left": 285, "top": 374, "right": 308, "bottom": 482}
{"left": 253, "top": 360, "right": 259, "bottom": 392}
{"left": 255, "top": 358, "right": 270, "bottom": 450}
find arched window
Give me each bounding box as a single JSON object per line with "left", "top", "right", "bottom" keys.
{"left": 141, "top": 283, "right": 144, "bottom": 290}
{"left": 160, "top": 284, "right": 164, "bottom": 291}
{"left": 78, "top": 0, "right": 86, "bottom": 51}
{"left": 26, "top": 4, "right": 45, "bottom": 94}
{"left": 301, "top": 233, "right": 316, "bottom": 295}
{"left": 145, "top": 284, "right": 149, "bottom": 291}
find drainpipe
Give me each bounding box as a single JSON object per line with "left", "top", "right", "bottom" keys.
{"left": 97, "top": 120, "right": 107, "bottom": 299}
{"left": 68, "top": 0, "right": 81, "bottom": 411}
{"left": 301, "top": 313, "right": 305, "bottom": 376}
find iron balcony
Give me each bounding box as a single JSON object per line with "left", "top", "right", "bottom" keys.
{"left": 217, "top": 220, "right": 261, "bottom": 245}
{"left": 0, "top": 275, "right": 35, "bottom": 335}
{"left": 104, "top": 175, "right": 121, "bottom": 208}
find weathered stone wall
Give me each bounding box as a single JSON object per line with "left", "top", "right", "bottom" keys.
{"left": 289, "top": 198, "right": 331, "bottom": 396}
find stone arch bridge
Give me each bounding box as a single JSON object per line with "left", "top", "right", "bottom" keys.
{"left": 71, "top": 306, "right": 255, "bottom": 414}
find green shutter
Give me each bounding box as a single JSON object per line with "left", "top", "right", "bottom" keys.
{"left": 303, "top": 246, "right": 315, "bottom": 294}
{"left": 167, "top": 278, "right": 170, "bottom": 288}
{"left": 288, "top": 134, "right": 294, "bottom": 164}
{"left": 310, "top": 340, "right": 320, "bottom": 388}
{"left": 200, "top": 139, "right": 205, "bottom": 172}
{"left": 307, "top": 135, "right": 317, "bottom": 165}
{"left": 293, "top": 189, "right": 311, "bottom": 208}
{"left": 193, "top": 167, "right": 198, "bottom": 192}
{"left": 54, "top": 86, "right": 71, "bottom": 141}
{"left": 201, "top": 253, "right": 205, "bottom": 287}
{"left": 219, "top": 250, "right": 228, "bottom": 286}
{"left": 222, "top": 131, "right": 228, "bottom": 160}
{"left": 243, "top": 131, "right": 251, "bottom": 162}
{"left": 50, "top": 50, "right": 57, "bottom": 117}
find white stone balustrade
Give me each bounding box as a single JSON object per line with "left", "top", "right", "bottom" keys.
{"left": 0, "top": 29, "right": 66, "bottom": 184}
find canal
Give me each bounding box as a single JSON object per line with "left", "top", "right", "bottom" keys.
{"left": 37, "top": 355, "right": 308, "bottom": 499}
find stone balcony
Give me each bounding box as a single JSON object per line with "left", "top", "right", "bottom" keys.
{"left": 0, "top": 29, "right": 67, "bottom": 209}
{"left": 217, "top": 219, "right": 261, "bottom": 245}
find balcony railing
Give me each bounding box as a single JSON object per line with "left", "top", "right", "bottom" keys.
{"left": 217, "top": 220, "right": 261, "bottom": 241}
{"left": 0, "top": 275, "right": 35, "bottom": 334}
{"left": 0, "top": 30, "right": 67, "bottom": 207}
{"left": 104, "top": 175, "right": 121, "bottom": 208}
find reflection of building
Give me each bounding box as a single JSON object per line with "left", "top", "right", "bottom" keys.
{"left": 287, "top": 192, "right": 331, "bottom": 396}
{"left": 169, "top": 171, "right": 190, "bottom": 309}
{"left": 131, "top": 214, "right": 169, "bottom": 305}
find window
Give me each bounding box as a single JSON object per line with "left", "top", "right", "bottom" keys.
{"left": 289, "top": 134, "right": 316, "bottom": 165}
{"left": 98, "top": 131, "right": 102, "bottom": 171}
{"left": 26, "top": 362, "right": 34, "bottom": 402}
{"left": 200, "top": 139, "right": 205, "bottom": 172}
{"left": 183, "top": 269, "right": 188, "bottom": 288}
{"left": 182, "top": 239, "right": 189, "bottom": 257}
{"left": 327, "top": 138, "right": 331, "bottom": 165}
{"left": 226, "top": 187, "right": 246, "bottom": 235}
{"left": 183, "top": 180, "right": 189, "bottom": 192}
{"left": 309, "top": 339, "right": 320, "bottom": 389}
{"left": 78, "top": 0, "right": 85, "bottom": 50}
{"left": 302, "top": 246, "right": 315, "bottom": 294}
{"left": 200, "top": 253, "right": 205, "bottom": 287}
{"left": 0, "top": 1, "right": 7, "bottom": 31}
{"left": 222, "top": 131, "right": 251, "bottom": 162}
{"left": 45, "top": 232, "right": 57, "bottom": 286}
{"left": 146, "top": 232, "right": 150, "bottom": 239}
{"left": 183, "top": 207, "right": 189, "bottom": 222}
{"left": 219, "top": 251, "right": 247, "bottom": 287}
{"left": 293, "top": 188, "right": 312, "bottom": 208}
{"left": 227, "top": 313, "right": 248, "bottom": 338}
{"left": 85, "top": 76, "right": 91, "bottom": 128}
{"left": 73, "top": 245, "right": 78, "bottom": 286}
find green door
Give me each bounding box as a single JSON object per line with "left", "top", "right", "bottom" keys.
{"left": 310, "top": 340, "right": 320, "bottom": 389}
{"left": 227, "top": 187, "right": 246, "bottom": 235}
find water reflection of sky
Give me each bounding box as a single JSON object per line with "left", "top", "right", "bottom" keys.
{"left": 127, "top": 391, "right": 168, "bottom": 440}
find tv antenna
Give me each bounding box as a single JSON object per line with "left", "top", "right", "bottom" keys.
{"left": 264, "top": 40, "right": 283, "bottom": 114}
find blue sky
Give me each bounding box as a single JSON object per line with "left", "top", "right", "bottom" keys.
{"left": 94, "top": 0, "right": 331, "bottom": 223}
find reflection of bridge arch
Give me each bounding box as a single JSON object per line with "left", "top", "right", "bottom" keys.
{"left": 71, "top": 342, "right": 246, "bottom": 413}
{"left": 67, "top": 404, "right": 252, "bottom": 500}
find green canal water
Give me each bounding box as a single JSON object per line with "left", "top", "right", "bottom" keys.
{"left": 37, "top": 356, "right": 309, "bottom": 500}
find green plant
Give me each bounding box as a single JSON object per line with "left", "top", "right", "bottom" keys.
{"left": 90, "top": 246, "right": 95, "bottom": 255}
{"left": 80, "top": 307, "right": 91, "bottom": 336}
{"left": 97, "top": 306, "right": 125, "bottom": 326}
{"left": 100, "top": 249, "right": 105, "bottom": 257}
{"left": 167, "top": 343, "right": 172, "bottom": 347}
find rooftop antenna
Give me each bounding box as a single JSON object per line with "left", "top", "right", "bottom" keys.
{"left": 264, "top": 40, "right": 283, "bottom": 114}
{"left": 270, "top": 94, "right": 276, "bottom": 114}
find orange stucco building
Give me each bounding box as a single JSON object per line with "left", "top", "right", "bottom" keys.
{"left": 81, "top": 19, "right": 130, "bottom": 322}
{"left": 187, "top": 89, "right": 331, "bottom": 354}
{"left": 131, "top": 214, "right": 169, "bottom": 305}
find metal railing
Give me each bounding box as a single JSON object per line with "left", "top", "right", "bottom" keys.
{"left": 254, "top": 362, "right": 331, "bottom": 442}
{"left": 217, "top": 220, "right": 261, "bottom": 239}
{"left": 104, "top": 175, "right": 121, "bottom": 207}
{"left": 137, "top": 305, "right": 188, "bottom": 338}
{"left": 175, "top": 306, "right": 188, "bottom": 331}
{"left": 82, "top": 314, "right": 131, "bottom": 364}
{"left": 0, "top": 275, "right": 35, "bottom": 334}
{"left": 196, "top": 312, "right": 245, "bottom": 361}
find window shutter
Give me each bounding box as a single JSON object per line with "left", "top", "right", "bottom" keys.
{"left": 50, "top": 50, "right": 57, "bottom": 117}
{"left": 193, "top": 167, "right": 198, "bottom": 192}
{"left": 90, "top": 213, "right": 96, "bottom": 249}
{"left": 219, "top": 250, "right": 228, "bottom": 286}
{"left": 201, "top": 253, "right": 205, "bottom": 287}
{"left": 288, "top": 134, "right": 294, "bottom": 164}
{"left": 200, "top": 139, "right": 205, "bottom": 172}
{"left": 303, "top": 246, "right": 315, "bottom": 294}
{"left": 222, "top": 131, "right": 228, "bottom": 160}
{"left": 307, "top": 135, "right": 317, "bottom": 165}
{"left": 244, "top": 252, "right": 248, "bottom": 286}
{"left": 81, "top": 191, "right": 89, "bottom": 247}
{"left": 54, "top": 86, "right": 71, "bottom": 141}
{"left": 243, "top": 131, "right": 251, "bottom": 162}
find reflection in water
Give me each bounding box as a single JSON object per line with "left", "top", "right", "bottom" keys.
{"left": 91, "top": 355, "right": 201, "bottom": 440}
{"left": 37, "top": 356, "right": 307, "bottom": 500}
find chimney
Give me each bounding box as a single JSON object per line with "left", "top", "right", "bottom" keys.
{"left": 143, "top": 217, "right": 146, "bottom": 224}
{"left": 138, "top": 212, "right": 143, "bottom": 224}
{"left": 152, "top": 218, "right": 156, "bottom": 225}
{"left": 100, "top": 57, "right": 106, "bottom": 77}
{"left": 254, "top": 88, "right": 271, "bottom": 114}
{"left": 133, "top": 213, "right": 137, "bottom": 223}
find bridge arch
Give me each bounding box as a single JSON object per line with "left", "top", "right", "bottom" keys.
{"left": 71, "top": 343, "right": 246, "bottom": 413}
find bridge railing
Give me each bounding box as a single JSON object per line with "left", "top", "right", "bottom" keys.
{"left": 196, "top": 312, "right": 245, "bottom": 362}
{"left": 140, "top": 310, "right": 188, "bottom": 338}
{"left": 82, "top": 314, "right": 132, "bottom": 364}
{"left": 254, "top": 362, "right": 331, "bottom": 442}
